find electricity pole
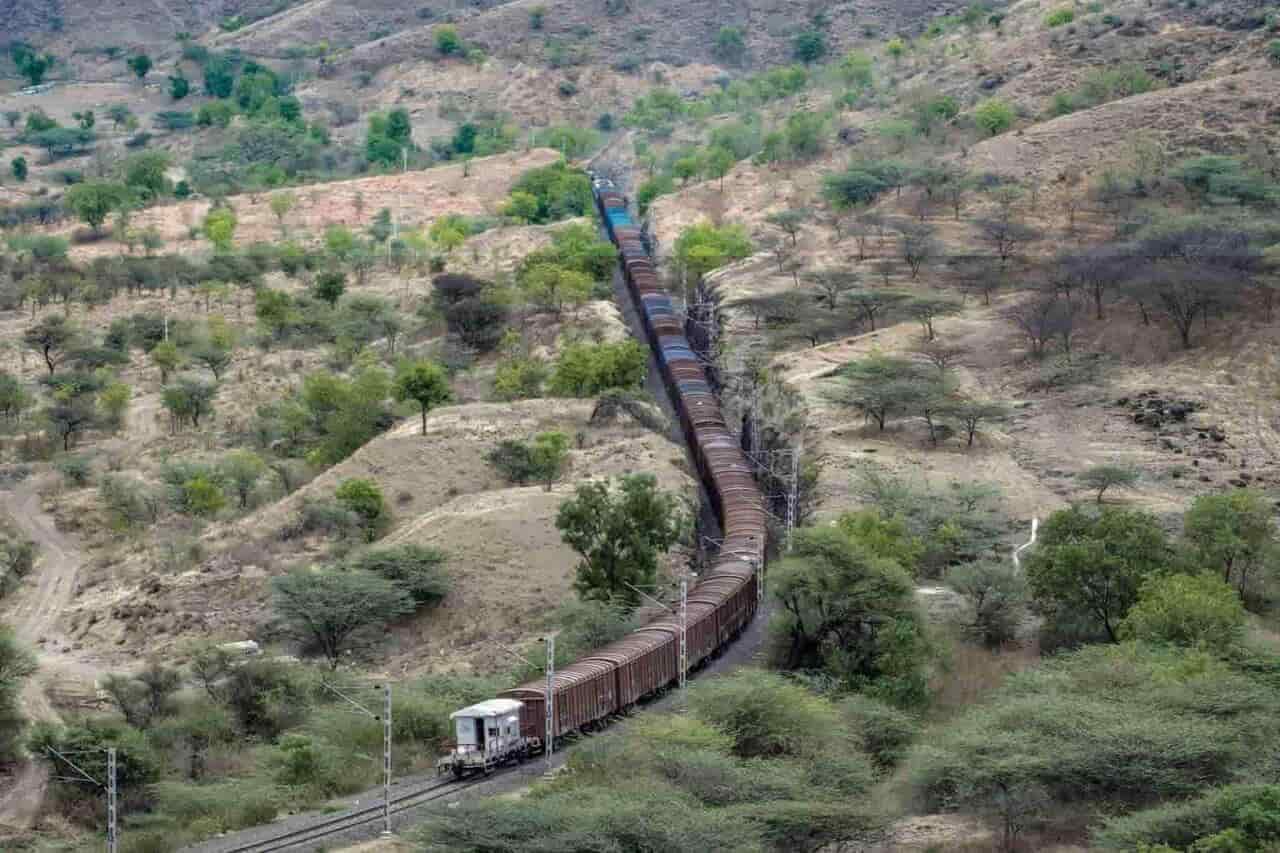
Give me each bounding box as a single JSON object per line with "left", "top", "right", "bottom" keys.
{"left": 321, "top": 681, "right": 392, "bottom": 834}
{"left": 543, "top": 635, "right": 555, "bottom": 769}
{"left": 106, "top": 748, "right": 117, "bottom": 853}
{"left": 679, "top": 578, "right": 688, "bottom": 690}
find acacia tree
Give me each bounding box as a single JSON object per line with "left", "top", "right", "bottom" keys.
{"left": 976, "top": 214, "right": 1039, "bottom": 267}
{"left": 848, "top": 289, "right": 909, "bottom": 331}
{"left": 23, "top": 314, "right": 78, "bottom": 374}
{"left": 827, "top": 354, "right": 927, "bottom": 431}
{"left": 906, "top": 296, "right": 960, "bottom": 341}
{"left": 555, "top": 473, "right": 686, "bottom": 610}
{"left": 1024, "top": 505, "right": 1172, "bottom": 642}
{"left": 1003, "top": 296, "right": 1072, "bottom": 358}
{"left": 897, "top": 222, "right": 940, "bottom": 279}
{"left": 807, "top": 270, "right": 860, "bottom": 311}
{"left": 271, "top": 569, "right": 414, "bottom": 669}
{"left": 1078, "top": 464, "right": 1139, "bottom": 503}
{"left": 1183, "top": 489, "right": 1276, "bottom": 601}
{"left": 392, "top": 359, "right": 452, "bottom": 435}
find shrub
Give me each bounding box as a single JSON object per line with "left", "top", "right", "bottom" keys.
{"left": 335, "top": 478, "right": 390, "bottom": 541}
{"left": 505, "top": 161, "right": 593, "bottom": 223}
{"left": 549, "top": 340, "right": 647, "bottom": 397}
{"left": 972, "top": 98, "right": 1015, "bottom": 136}
{"left": 152, "top": 780, "right": 280, "bottom": 836}
{"left": 839, "top": 693, "right": 920, "bottom": 769}
{"left": 492, "top": 355, "right": 548, "bottom": 400}
{"left": 1044, "top": 7, "right": 1075, "bottom": 26}
{"left": 1118, "top": 572, "right": 1247, "bottom": 652}
{"left": 944, "top": 559, "right": 1028, "bottom": 647}
{"left": 346, "top": 544, "right": 450, "bottom": 605}
{"left": 1094, "top": 784, "right": 1280, "bottom": 850}
{"left": 486, "top": 431, "right": 570, "bottom": 489}
{"left": 55, "top": 454, "right": 92, "bottom": 486}
{"left": 435, "top": 25, "right": 463, "bottom": 56}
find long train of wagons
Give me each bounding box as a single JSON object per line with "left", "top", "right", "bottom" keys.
{"left": 439, "top": 175, "right": 767, "bottom": 777}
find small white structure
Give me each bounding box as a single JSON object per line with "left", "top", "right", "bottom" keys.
{"left": 437, "top": 698, "right": 528, "bottom": 777}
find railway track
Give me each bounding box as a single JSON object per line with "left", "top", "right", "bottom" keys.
{"left": 207, "top": 773, "right": 495, "bottom": 853}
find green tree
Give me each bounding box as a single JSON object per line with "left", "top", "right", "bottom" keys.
{"left": 0, "top": 626, "right": 37, "bottom": 763}
{"left": 823, "top": 168, "right": 888, "bottom": 209}
{"left": 1077, "top": 464, "right": 1139, "bottom": 503}
{"left": 827, "top": 354, "right": 929, "bottom": 432}
{"left": 555, "top": 473, "right": 686, "bottom": 609}
{"left": 1183, "top": 489, "right": 1277, "bottom": 601}
{"left": 123, "top": 150, "right": 171, "bottom": 200}
{"left": 97, "top": 381, "right": 131, "bottom": 431}
{"left": 23, "top": 314, "right": 78, "bottom": 374}
{"left": 10, "top": 156, "right": 27, "bottom": 182}
{"left": 180, "top": 475, "right": 225, "bottom": 517}
{"left": 312, "top": 269, "right": 346, "bottom": 307}
{"left": 945, "top": 559, "right": 1028, "bottom": 646}
{"left": 792, "top": 30, "right": 828, "bottom": 63}
{"left": 705, "top": 145, "right": 736, "bottom": 190}
{"left": 168, "top": 73, "right": 190, "bottom": 100}
{"left": 549, "top": 340, "right": 647, "bottom": 397}
{"left": 714, "top": 26, "right": 747, "bottom": 65}
{"left": 203, "top": 206, "right": 237, "bottom": 252}
{"left": 14, "top": 49, "right": 54, "bottom": 86}
{"left": 673, "top": 221, "right": 752, "bottom": 281}
{"left": 767, "top": 208, "right": 809, "bottom": 247}
{"left": 65, "top": 181, "right": 129, "bottom": 232}
{"left": 771, "top": 525, "right": 929, "bottom": 705}
{"left": 435, "top": 25, "right": 463, "bottom": 56}
{"left": 271, "top": 569, "right": 414, "bottom": 668}
{"left": 127, "top": 53, "right": 153, "bottom": 80}
{"left": 150, "top": 340, "right": 183, "bottom": 383}
{"left": 973, "top": 98, "right": 1015, "bottom": 136}
{"left": 269, "top": 191, "right": 295, "bottom": 234}
{"left": 72, "top": 109, "right": 94, "bottom": 130}
{"left": 1025, "top": 505, "right": 1173, "bottom": 642}
{"left": 1118, "top": 572, "right": 1247, "bottom": 652}
{"left": 160, "top": 377, "right": 217, "bottom": 430}
{"left": 220, "top": 449, "right": 267, "bottom": 508}
{"left": 335, "top": 478, "right": 390, "bottom": 541}
{"left": 519, "top": 263, "right": 592, "bottom": 314}
{"left": 392, "top": 359, "right": 452, "bottom": 435}
{"left": 191, "top": 341, "right": 232, "bottom": 381}
{"left": 885, "top": 38, "right": 906, "bottom": 63}
{"left": 487, "top": 431, "right": 570, "bottom": 491}
{"left": 345, "top": 545, "right": 450, "bottom": 606}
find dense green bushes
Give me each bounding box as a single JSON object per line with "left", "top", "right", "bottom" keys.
{"left": 502, "top": 161, "right": 593, "bottom": 224}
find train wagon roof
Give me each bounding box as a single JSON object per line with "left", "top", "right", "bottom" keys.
{"left": 450, "top": 698, "right": 523, "bottom": 719}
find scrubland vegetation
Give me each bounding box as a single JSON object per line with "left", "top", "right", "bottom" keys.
{"left": 2, "top": 0, "right": 1279, "bottom": 849}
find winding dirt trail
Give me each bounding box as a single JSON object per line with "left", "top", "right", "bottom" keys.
{"left": 0, "top": 479, "right": 96, "bottom": 828}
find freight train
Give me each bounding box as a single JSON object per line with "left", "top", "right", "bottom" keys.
{"left": 439, "top": 175, "right": 767, "bottom": 778}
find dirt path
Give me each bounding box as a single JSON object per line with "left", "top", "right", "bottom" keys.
{"left": 0, "top": 478, "right": 96, "bottom": 828}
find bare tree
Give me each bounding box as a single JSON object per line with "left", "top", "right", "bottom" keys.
{"left": 976, "top": 215, "right": 1040, "bottom": 267}
{"left": 906, "top": 296, "right": 961, "bottom": 341}
{"left": 897, "top": 221, "right": 940, "bottom": 279}
{"left": 848, "top": 289, "right": 909, "bottom": 331}
{"left": 1003, "top": 296, "right": 1073, "bottom": 357}
{"left": 807, "top": 270, "right": 860, "bottom": 311}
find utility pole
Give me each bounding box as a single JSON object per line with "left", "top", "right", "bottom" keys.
{"left": 321, "top": 681, "right": 392, "bottom": 834}
{"left": 786, "top": 440, "right": 801, "bottom": 554}
{"left": 106, "top": 748, "right": 117, "bottom": 853}
{"left": 543, "top": 635, "right": 555, "bottom": 769}
{"left": 679, "top": 578, "right": 688, "bottom": 689}
{"left": 382, "top": 683, "right": 393, "bottom": 837}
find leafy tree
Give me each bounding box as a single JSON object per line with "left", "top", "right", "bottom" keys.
{"left": 2, "top": 110, "right": 18, "bottom": 128}
{"left": 366, "top": 108, "right": 413, "bottom": 167}
{"left": 555, "top": 473, "right": 686, "bottom": 609}
{"left": 191, "top": 341, "right": 232, "bottom": 381}
{"left": 14, "top": 47, "right": 54, "bottom": 86}
{"left": 771, "top": 525, "right": 929, "bottom": 705}
{"left": 827, "top": 354, "right": 928, "bottom": 431}
{"left": 792, "top": 30, "right": 828, "bottom": 63}
{"left": 1095, "top": 784, "right": 1280, "bottom": 851}
{"left": 168, "top": 73, "right": 190, "bottom": 100}
{"left": 506, "top": 161, "right": 593, "bottom": 223}
{"left": 269, "top": 191, "right": 295, "bottom": 233}
{"left": 714, "top": 26, "right": 747, "bottom": 65}
{"left": 203, "top": 206, "right": 237, "bottom": 252}
{"left": 947, "top": 397, "right": 1009, "bottom": 447}
{"left": 101, "top": 660, "right": 180, "bottom": 729}
{"left": 1118, "top": 572, "right": 1246, "bottom": 652}
{"left": 106, "top": 104, "right": 133, "bottom": 128}
{"left": 767, "top": 208, "right": 809, "bottom": 247}
{"left": 97, "top": 381, "right": 131, "bottom": 431}
{"left": 161, "top": 377, "right": 217, "bottom": 430}
{"left": 1183, "top": 489, "right": 1277, "bottom": 601}
{"left": 0, "top": 626, "right": 37, "bottom": 762}
{"left": 945, "top": 560, "right": 1028, "bottom": 646}
{"left": 10, "top": 156, "right": 27, "bottom": 182}
{"left": 23, "top": 314, "right": 78, "bottom": 374}
{"left": 973, "top": 98, "right": 1015, "bottom": 136}
{"left": 549, "top": 340, "right": 647, "bottom": 397}
{"left": 1025, "top": 505, "right": 1173, "bottom": 642}
{"left": 271, "top": 569, "right": 414, "bottom": 668}
{"left": 674, "top": 221, "right": 753, "bottom": 281}
{"left": 312, "top": 269, "right": 346, "bottom": 307}
{"left": 435, "top": 25, "right": 463, "bottom": 56}
{"left": 150, "top": 340, "right": 183, "bottom": 383}
{"left": 519, "top": 263, "right": 592, "bottom": 314}
{"left": 65, "top": 181, "right": 129, "bottom": 232}
{"left": 905, "top": 295, "right": 960, "bottom": 340}
{"left": 220, "top": 449, "right": 267, "bottom": 508}
{"left": 335, "top": 478, "right": 390, "bottom": 541}
{"left": 72, "top": 109, "right": 94, "bottom": 130}
{"left": 823, "top": 168, "right": 888, "bottom": 209}
{"left": 123, "top": 150, "right": 171, "bottom": 200}
{"left": 393, "top": 359, "right": 452, "bottom": 435}
{"left": 45, "top": 396, "right": 97, "bottom": 451}
{"left": 1078, "top": 464, "right": 1139, "bottom": 503}
{"left": 127, "top": 53, "right": 152, "bottom": 80}
{"left": 346, "top": 545, "right": 450, "bottom": 606}
{"left": 705, "top": 145, "right": 736, "bottom": 189}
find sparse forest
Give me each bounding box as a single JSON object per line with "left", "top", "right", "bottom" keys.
{"left": 1, "top": 0, "right": 1279, "bottom": 849}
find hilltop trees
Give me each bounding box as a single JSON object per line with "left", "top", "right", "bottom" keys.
{"left": 392, "top": 359, "right": 452, "bottom": 435}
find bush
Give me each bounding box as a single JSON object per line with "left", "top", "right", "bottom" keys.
{"left": 486, "top": 432, "right": 570, "bottom": 489}
{"left": 505, "top": 161, "right": 593, "bottom": 224}
{"left": 335, "top": 478, "right": 390, "bottom": 541}
{"left": 839, "top": 693, "right": 920, "bottom": 770}
{"left": 492, "top": 355, "right": 548, "bottom": 400}
{"left": 549, "top": 340, "right": 647, "bottom": 397}
{"left": 224, "top": 659, "right": 316, "bottom": 738}
{"left": 55, "top": 454, "right": 92, "bottom": 487}
{"left": 944, "top": 559, "right": 1028, "bottom": 646}
{"left": 435, "top": 25, "right": 463, "bottom": 56}
{"left": 1044, "top": 7, "right": 1075, "bottom": 26}
{"left": 1118, "top": 573, "right": 1247, "bottom": 652}
{"left": 972, "top": 98, "right": 1015, "bottom": 136}
{"left": 1094, "top": 784, "right": 1280, "bottom": 850}
{"left": 151, "top": 780, "right": 280, "bottom": 836}
{"left": 346, "top": 544, "right": 450, "bottom": 606}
